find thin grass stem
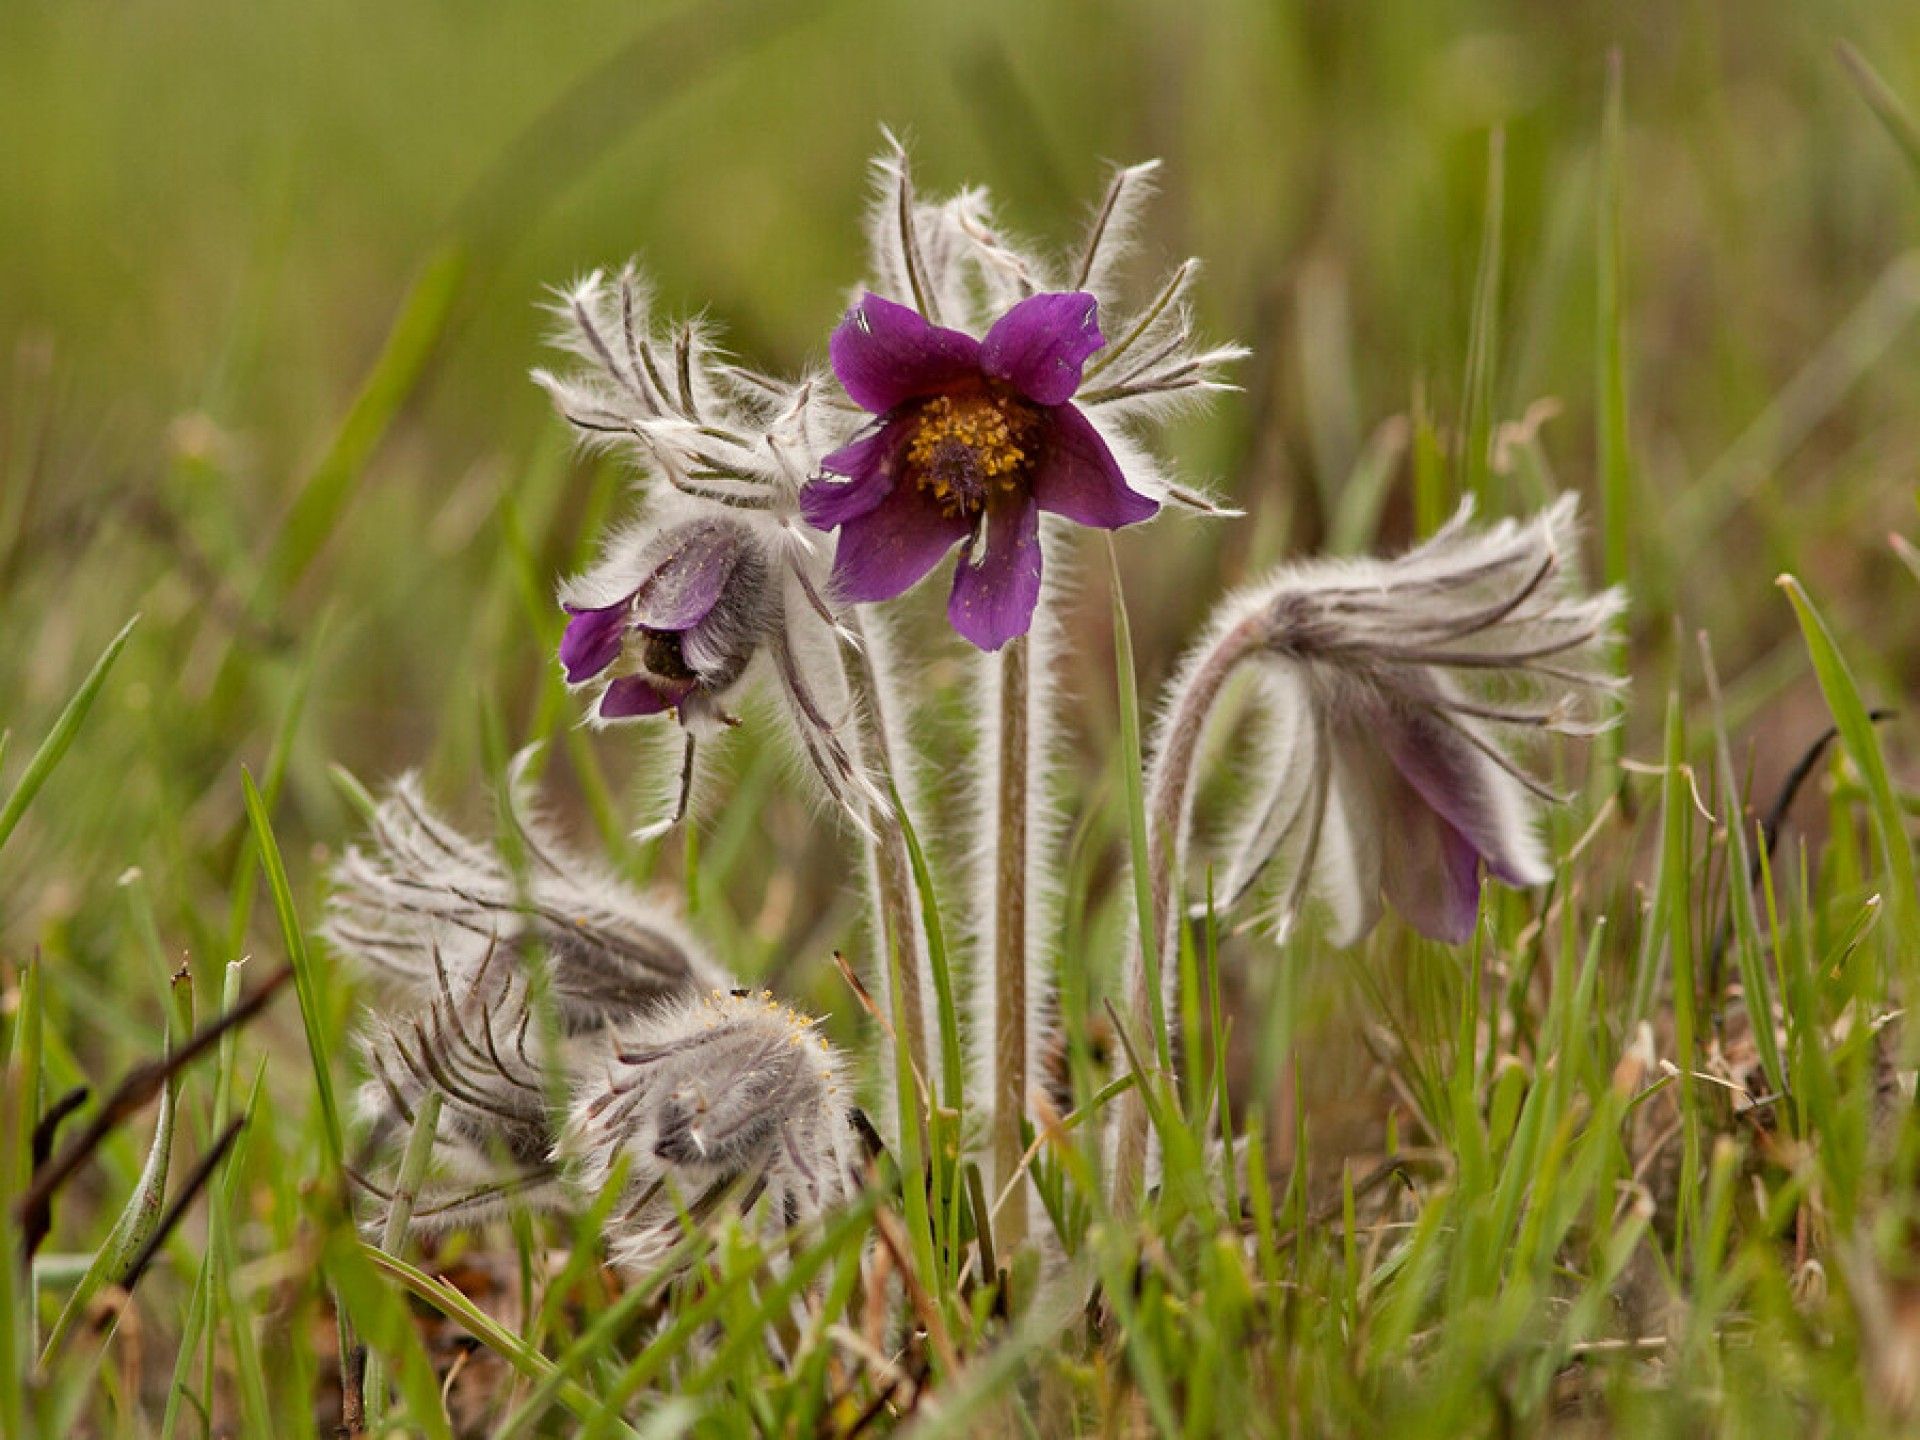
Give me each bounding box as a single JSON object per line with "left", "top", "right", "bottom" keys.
{"left": 989, "top": 633, "right": 1031, "bottom": 1254}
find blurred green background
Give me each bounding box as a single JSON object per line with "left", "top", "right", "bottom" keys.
{"left": 4, "top": 0, "right": 1920, "bottom": 1054}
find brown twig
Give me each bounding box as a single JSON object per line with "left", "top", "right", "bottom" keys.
{"left": 18, "top": 964, "right": 292, "bottom": 1262}
{"left": 115, "top": 1115, "right": 247, "bottom": 1295}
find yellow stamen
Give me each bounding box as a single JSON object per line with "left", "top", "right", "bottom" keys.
{"left": 904, "top": 393, "right": 1035, "bottom": 516}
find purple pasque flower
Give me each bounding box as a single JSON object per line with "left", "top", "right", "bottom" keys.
{"left": 559, "top": 517, "right": 771, "bottom": 728}
{"left": 799, "top": 291, "right": 1158, "bottom": 651}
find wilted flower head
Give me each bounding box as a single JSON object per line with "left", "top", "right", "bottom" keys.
{"left": 801, "top": 144, "right": 1244, "bottom": 650}
{"left": 560, "top": 516, "right": 774, "bottom": 727}
{"left": 326, "top": 774, "right": 733, "bottom": 1227}
{"left": 1167, "top": 496, "right": 1623, "bottom": 945}
{"left": 564, "top": 989, "right": 864, "bottom": 1275}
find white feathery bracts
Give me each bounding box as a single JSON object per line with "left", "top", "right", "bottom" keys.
{"left": 855, "top": 138, "right": 1249, "bottom": 465}
{"left": 532, "top": 189, "right": 937, "bottom": 1105}
{"left": 532, "top": 263, "right": 840, "bottom": 516}
{"left": 327, "top": 777, "right": 867, "bottom": 1275}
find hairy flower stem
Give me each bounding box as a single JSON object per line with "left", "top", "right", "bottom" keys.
{"left": 990, "top": 633, "right": 1032, "bottom": 1252}
{"left": 839, "top": 609, "right": 932, "bottom": 1085}
{"left": 1112, "top": 616, "right": 1263, "bottom": 1214}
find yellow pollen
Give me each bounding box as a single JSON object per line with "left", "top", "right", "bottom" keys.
{"left": 905, "top": 394, "right": 1029, "bottom": 511}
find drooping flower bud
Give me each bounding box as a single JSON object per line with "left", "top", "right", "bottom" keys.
{"left": 1112, "top": 497, "right": 1624, "bottom": 1211}
{"left": 1162, "top": 495, "right": 1624, "bottom": 948}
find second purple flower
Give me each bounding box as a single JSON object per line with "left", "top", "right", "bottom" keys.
{"left": 800, "top": 292, "right": 1158, "bottom": 651}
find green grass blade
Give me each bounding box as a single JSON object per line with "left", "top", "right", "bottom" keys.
{"left": 365, "top": 1245, "right": 622, "bottom": 1431}
{"left": 1327, "top": 416, "right": 1409, "bottom": 556}
{"left": 582, "top": 1197, "right": 882, "bottom": 1437}
{"left": 1698, "top": 634, "right": 1788, "bottom": 1102}
{"left": 362, "top": 1090, "right": 441, "bottom": 1431}
{"left": 1660, "top": 689, "right": 1701, "bottom": 1262}
{"left": 886, "top": 921, "right": 941, "bottom": 1311}
{"left": 224, "top": 634, "right": 319, "bottom": 960}
{"left": 239, "top": 767, "right": 345, "bottom": 1174}
{"left": 1411, "top": 382, "right": 1450, "bottom": 535}
{"left": 161, "top": 960, "right": 249, "bottom": 1440}
{"left": 324, "top": 1228, "right": 456, "bottom": 1440}
{"left": 1596, "top": 52, "right": 1633, "bottom": 591}
{"left": 1779, "top": 576, "right": 1920, "bottom": 973}
{"left": 38, "top": 1011, "right": 182, "bottom": 1362}
{"left": 889, "top": 776, "right": 969, "bottom": 1284}
{"left": 212, "top": 1066, "right": 274, "bottom": 1437}
{"left": 889, "top": 781, "right": 962, "bottom": 1118}
{"left": 1838, "top": 42, "right": 1920, "bottom": 183}
{"left": 0, "top": 614, "right": 138, "bottom": 855}
{"left": 256, "top": 249, "right": 465, "bottom": 608}
{"left": 1106, "top": 537, "right": 1168, "bottom": 1075}
{"left": 1460, "top": 128, "right": 1506, "bottom": 504}
{"left": 0, "top": 959, "right": 43, "bottom": 1437}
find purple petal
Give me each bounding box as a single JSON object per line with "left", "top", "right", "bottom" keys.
{"left": 947, "top": 494, "right": 1042, "bottom": 651}
{"left": 628, "top": 521, "right": 745, "bottom": 632}
{"left": 801, "top": 415, "right": 916, "bottom": 530}
{"left": 1378, "top": 784, "right": 1485, "bottom": 944}
{"left": 560, "top": 603, "right": 629, "bottom": 683}
{"left": 1030, "top": 405, "right": 1158, "bottom": 529}
{"left": 599, "top": 676, "right": 686, "bottom": 719}
{"left": 1378, "top": 708, "right": 1549, "bottom": 888}
{"left": 830, "top": 477, "right": 971, "bottom": 604}
{"left": 980, "top": 291, "right": 1104, "bottom": 406}
{"left": 830, "top": 294, "right": 981, "bottom": 412}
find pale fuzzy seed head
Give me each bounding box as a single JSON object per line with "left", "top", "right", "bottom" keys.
{"left": 329, "top": 771, "right": 734, "bottom": 1233}
{"left": 562, "top": 990, "right": 863, "bottom": 1275}
{"left": 1171, "top": 494, "right": 1625, "bottom": 946}
{"left": 332, "top": 780, "right": 869, "bottom": 1263}
{"left": 354, "top": 946, "right": 564, "bottom": 1208}
{"left": 324, "top": 768, "right": 729, "bottom": 1025}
